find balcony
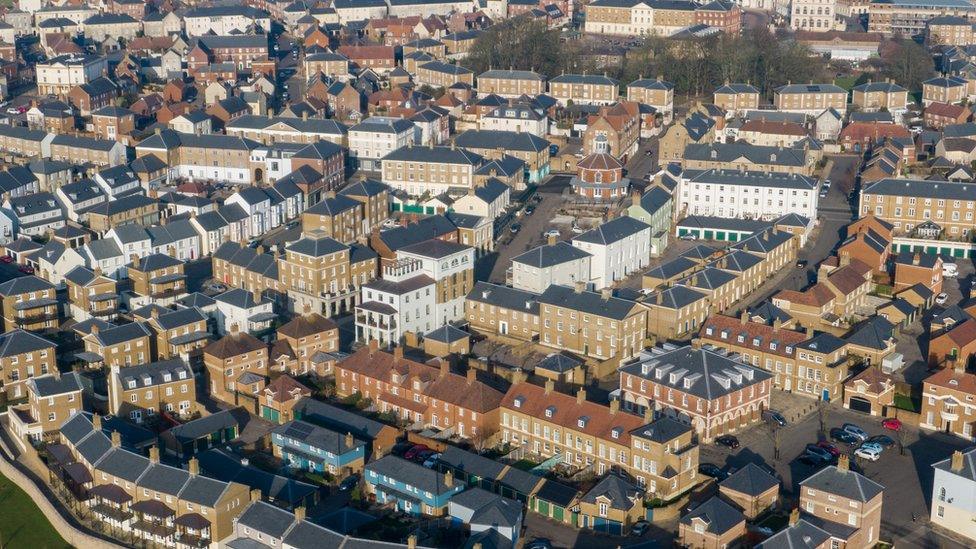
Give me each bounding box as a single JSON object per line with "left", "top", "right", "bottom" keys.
{"left": 941, "top": 409, "right": 959, "bottom": 422}
{"left": 151, "top": 287, "right": 186, "bottom": 299}
{"left": 91, "top": 503, "right": 133, "bottom": 523}
{"left": 15, "top": 311, "right": 58, "bottom": 324}
{"left": 356, "top": 315, "right": 396, "bottom": 330}
{"left": 91, "top": 307, "right": 118, "bottom": 317}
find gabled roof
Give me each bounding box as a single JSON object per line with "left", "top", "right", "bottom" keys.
{"left": 679, "top": 495, "right": 745, "bottom": 534}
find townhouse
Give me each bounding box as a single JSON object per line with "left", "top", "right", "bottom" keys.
{"left": 773, "top": 83, "right": 847, "bottom": 116}
{"left": 501, "top": 380, "right": 699, "bottom": 500}
{"left": 226, "top": 115, "right": 348, "bottom": 148}
{"left": 275, "top": 311, "right": 340, "bottom": 377}
{"left": 82, "top": 321, "right": 153, "bottom": 369}
{"left": 699, "top": 314, "right": 852, "bottom": 401}
{"left": 465, "top": 281, "right": 541, "bottom": 341}
{"left": 736, "top": 119, "right": 809, "bottom": 148}
{"left": 618, "top": 345, "right": 773, "bottom": 441}
{"left": 860, "top": 178, "right": 976, "bottom": 238}
{"left": 147, "top": 307, "right": 211, "bottom": 364}
{"left": 584, "top": 101, "right": 641, "bottom": 162}
{"left": 477, "top": 69, "right": 546, "bottom": 98}
{"left": 381, "top": 144, "right": 484, "bottom": 196}
{"left": 64, "top": 266, "right": 118, "bottom": 322}
{"left": 35, "top": 53, "right": 108, "bottom": 96}
{"left": 571, "top": 216, "right": 652, "bottom": 289}
{"left": 923, "top": 76, "right": 968, "bottom": 106}
{"left": 335, "top": 344, "right": 504, "bottom": 440}
{"left": 0, "top": 275, "right": 59, "bottom": 333}
{"left": 9, "top": 372, "right": 83, "bottom": 441}
{"left": 921, "top": 366, "right": 976, "bottom": 440}
{"left": 203, "top": 328, "right": 270, "bottom": 406}
{"left": 479, "top": 104, "right": 549, "bottom": 138}
{"left": 0, "top": 329, "right": 57, "bottom": 400}
{"left": 107, "top": 358, "right": 197, "bottom": 422}
{"left": 927, "top": 14, "right": 976, "bottom": 45}
{"left": 348, "top": 116, "right": 416, "bottom": 172}
{"left": 365, "top": 455, "right": 466, "bottom": 516}
{"left": 0, "top": 125, "right": 54, "bottom": 159}
{"left": 128, "top": 253, "right": 187, "bottom": 307}
{"left": 454, "top": 130, "right": 551, "bottom": 183}
{"left": 272, "top": 420, "right": 366, "bottom": 479}
{"left": 67, "top": 76, "right": 118, "bottom": 116}
{"left": 799, "top": 457, "right": 884, "bottom": 548}
{"left": 548, "top": 74, "right": 619, "bottom": 106}
{"left": 183, "top": 5, "right": 271, "bottom": 36}
{"left": 511, "top": 240, "right": 592, "bottom": 294}
{"left": 643, "top": 285, "right": 712, "bottom": 341}
{"left": 301, "top": 193, "right": 365, "bottom": 244}
{"left": 278, "top": 231, "right": 378, "bottom": 316}
{"left": 416, "top": 60, "right": 475, "bottom": 88}
{"left": 852, "top": 80, "right": 909, "bottom": 112}
{"left": 931, "top": 448, "right": 976, "bottom": 541}
{"left": 868, "top": 0, "right": 975, "bottom": 36}
{"left": 626, "top": 78, "right": 674, "bottom": 123}
{"left": 137, "top": 131, "right": 262, "bottom": 185}
{"left": 339, "top": 179, "right": 391, "bottom": 234}
{"left": 682, "top": 141, "right": 820, "bottom": 176}
{"left": 214, "top": 288, "right": 276, "bottom": 336}
{"left": 676, "top": 169, "right": 819, "bottom": 221}
{"left": 772, "top": 257, "right": 872, "bottom": 333}
{"left": 713, "top": 83, "right": 760, "bottom": 115}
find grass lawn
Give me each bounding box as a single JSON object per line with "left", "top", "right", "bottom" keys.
{"left": 511, "top": 459, "right": 540, "bottom": 471}
{"left": 894, "top": 393, "right": 921, "bottom": 413}
{"left": 0, "top": 471, "right": 70, "bottom": 548}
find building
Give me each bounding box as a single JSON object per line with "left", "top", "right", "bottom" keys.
{"left": 928, "top": 14, "right": 976, "bottom": 45}
{"left": 348, "top": 116, "right": 416, "bottom": 172}
{"left": 35, "top": 54, "right": 108, "bottom": 96}
{"left": 678, "top": 496, "right": 747, "bottom": 548}
{"left": 365, "top": 455, "right": 466, "bottom": 516}
{"left": 867, "top": 0, "right": 976, "bottom": 36}
{"left": 380, "top": 145, "right": 483, "bottom": 196}
{"left": 852, "top": 80, "right": 909, "bottom": 112}
{"left": 571, "top": 216, "right": 652, "bottom": 289}
{"left": 0, "top": 329, "right": 57, "bottom": 400}
{"left": 577, "top": 474, "right": 645, "bottom": 535}
{"left": 859, "top": 178, "right": 976, "bottom": 238}
{"left": 584, "top": 0, "right": 697, "bottom": 36}
{"left": 719, "top": 462, "right": 780, "bottom": 519}
{"left": 278, "top": 231, "right": 377, "bottom": 317}
{"left": 618, "top": 345, "right": 773, "bottom": 441}
{"left": 773, "top": 83, "right": 847, "bottom": 115}
{"left": 477, "top": 69, "right": 545, "bottom": 98}
{"left": 923, "top": 76, "right": 968, "bottom": 106}
{"left": 931, "top": 447, "right": 976, "bottom": 542}
{"left": 9, "top": 372, "right": 83, "bottom": 441}
{"left": 272, "top": 420, "right": 366, "bottom": 478}
{"left": 510, "top": 240, "right": 592, "bottom": 294}
{"left": 0, "top": 275, "right": 59, "bottom": 332}
{"left": 676, "top": 169, "right": 819, "bottom": 221}
{"left": 799, "top": 456, "right": 884, "bottom": 548}
{"left": 107, "top": 358, "right": 197, "bottom": 422}
{"left": 681, "top": 141, "right": 819, "bottom": 176}
{"left": 464, "top": 281, "right": 541, "bottom": 341}
{"left": 920, "top": 365, "right": 976, "bottom": 440}
{"left": 275, "top": 312, "right": 340, "bottom": 377}
{"left": 714, "top": 83, "right": 760, "bottom": 115}
{"left": 127, "top": 253, "right": 187, "bottom": 307}
{"left": 791, "top": 0, "right": 839, "bottom": 30}
{"left": 627, "top": 78, "right": 674, "bottom": 123}
{"left": 548, "top": 74, "right": 619, "bottom": 106}
{"left": 893, "top": 250, "right": 944, "bottom": 294}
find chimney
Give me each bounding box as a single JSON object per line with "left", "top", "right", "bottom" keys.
{"left": 92, "top": 413, "right": 102, "bottom": 431}
{"left": 789, "top": 508, "right": 800, "bottom": 527}
{"left": 129, "top": 253, "right": 139, "bottom": 266}
{"left": 806, "top": 327, "right": 814, "bottom": 337}
{"left": 740, "top": 310, "right": 748, "bottom": 325}
{"left": 252, "top": 288, "right": 263, "bottom": 304}
{"left": 256, "top": 245, "right": 265, "bottom": 255}
{"left": 303, "top": 303, "right": 313, "bottom": 316}
{"left": 249, "top": 488, "right": 261, "bottom": 502}
{"left": 547, "top": 234, "right": 557, "bottom": 246}
{"left": 444, "top": 470, "right": 453, "bottom": 487}
{"left": 610, "top": 399, "right": 619, "bottom": 415}
{"left": 151, "top": 307, "right": 159, "bottom": 320}
{"left": 91, "top": 323, "right": 100, "bottom": 335}
{"left": 466, "top": 367, "right": 476, "bottom": 384}
{"left": 394, "top": 346, "right": 404, "bottom": 362}
{"left": 440, "top": 358, "right": 449, "bottom": 378}
{"left": 913, "top": 251, "right": 921, "bottom": 266}
{"left": 230, "top": 322, "right": 240, "bottom": 334}
{"left": 601, "top": 288, "right": 612, "bottom": 301}
{"left": 294, "top": 506, "right": 307, "bottom": 522}
{"left": 544, "top": 378, "right": 555, "bottom": 395}
{"left": 656, "top": 292, "right": 662, "bottom": 305}
{"left": 110, "top": 430, "right": 121, "bottom": 448}
{"left": 93, "top": 267, "right": 102, "bottom": 277}
{"left": 643, "top": 407, "right": 653, "bottom": 423}
{"left": 952, "top": 450, "right": 965, "bottom": 472}
{"left": 369, "top": 338, "right": 379, "bottom": 355}
{"left": 345, "top": 432, "right": 355, "bottom": 449}
{"left": 407, "top": 535, "right": 418, "bottom": 549}
{"left": 149, "top": 446, "right": 160, "bottom": 464}
{"left": 838, "top": 453, "right": 850, "bottom": 472}
{"left": 188, "top": 457, "right": 200, "bottom": 475}
{"left": 574, "top": 280, "right": 586, "bottom": 294}
{"left": 576, "top": 388, "right": 586, "bottom": 405}
{"left": 773, "top": 318, "right": 781, "bottom": 332}
{"left": 303, "top": 111, "right": 308, "bottom": 121}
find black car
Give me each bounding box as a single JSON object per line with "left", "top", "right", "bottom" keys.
{"left": 715, "top": 435, "right": 740, "bottom": 449}
{"left": 763, "top": 410, "right": 787, "bottom": 426}
{"left": 525, "top": 205, "right": 536, "bottom": 215}
{"left": 867, "top": 434, "right": 895, "bottom": 448}
{"left": 830, "top": 427, "right": 860, "bottom": 445}
{"left": 510, "top": 223, "right": 521, "bottom": 234}
{"left": 698, "top": 463, "right": 728, "bottom": 480}
{"left": 525, "top": 539, "right": 552, "bottom": 549}
{"left": 339, "top": 473, "right": 360, "bottom": 491}
{"left": 798, "top": 454, "right": 826, "bottom": 468}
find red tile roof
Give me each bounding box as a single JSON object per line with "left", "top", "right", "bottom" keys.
{"left": 700, "top": 314, "right": 806, "bottom": 359}
{"left": 925, "top": 366, "right": 976, "bottom": 393}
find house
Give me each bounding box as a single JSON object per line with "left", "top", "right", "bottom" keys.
{"left": 678, "top": 496, "right": 747, "bottom": 548}
{"left": 0, "top": 276, "right": 59, "bottom": 333}
{"left": 127, "top": 253, "right": 187, "bottom": 307}
{"left": 510, "top": 239, "right": 592, "bottom": 294}
{"left": 713, "top": 83, "right": 760, "bottom": 115}
{"left": 65, "top": 266, "right": 118, "bottom": 322}
{"left": 274, "top": 311, "right": 340, "bottom": 377}
{"left": 107, "top": 358, "right": 197, "bottom": 422}
{"left": 845, "top": 316, "right": 898, "bottom": 366}
{"left": 272, "top": 420, "right": 366, "bottom": 479}
{"left": 448, "top": 488, "right": 523, "bottom": 542}
{"left": 8, "top": 372, "right": 83, "bottom": 441}
{"left": 774, "top": 83, "right": 847, "bottom": 115}
{"left": 291, "top": 397, "right": 400, "bottom": 455}
{"left": 571, "top": 216, "right": 651, "bottom": 289}
{"left": 32, "top": 240, "right": 85, "bottom": 290}
{"left": 454, "top": 129, "right": 550, "bottom": 183}
{"left": 929, "top": 318, "right": 976, "bottom": 368}
{"left": 203, "top": 328, "right": 269, "bottom": 406}
{"left": 364, "top": 455, "right": 466, "bottom": 516}
{"left": 719, "top": 462, "right": 779, "bottom": 519}
{"left": 3, "top": 192, "right": 65, "bottom": 236}
{"left": 0, "top": 329, "right": 57, "bottom": 400}
{"left": 894, "top": 250, "right": 943, "bottom": 294}
{"left": 548, "top": 73, "right": 618, "bottom": 106}
{"left": 815, "top": 108, "right": 843, "bottom": 141}
{"left": 931, "top": 448, "right": 976, "bottom": 542}
{"left": 583, "top": 101, "right": 641, "bottom": 161}
{"left": 925, "top": 101, "right": 971, "bottom": 129}
{"left": 659, "top": 110, "right": 716, "bottom": 163}
{"left": 258, "top": 375, "right": 312, "bottom": 424}
{"left": 676, "top": 169, "right": 818, "bottom": 221}
{"left": 844, "top": 366, "right": 895, "bottom": 416}
{"left": 577, "top": 474, "right": 644, "bottom": 535}
{"left": 799, "top": 456, "right": 884, "bottom": 548}
{"left": 381, "top": 145, "right": 483, "bottom": 197}
{"left": 837, "top": 216, "right": 893, "bottom": 277}
{"left": 852, "top": 80, "right": 909, "bottom": 112}
{"left": 627, "top": 78, "right": 674, "bottom": 123}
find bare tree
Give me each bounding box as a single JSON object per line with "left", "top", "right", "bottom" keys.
{"left": 817, "top": 402, "right": 829, "bottom": 436}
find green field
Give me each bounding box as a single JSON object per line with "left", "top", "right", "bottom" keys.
{"left": 0, "top": 471, "right": 70, "bottom": 548}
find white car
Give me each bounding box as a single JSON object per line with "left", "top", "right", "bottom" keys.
{"left": 571, "top": 225, "right": 585, "bottom": 234}
{"left": 5, "top": 107, "right": 19, "bottom": 115}
{"left": 936, "top": 293, "right": 949, "bottom": 306}
{"left": 543, "top": 229, "right": 560, "bottom": 238}
{"left": 855, "top": 446, "right": 881, "bottom": 461}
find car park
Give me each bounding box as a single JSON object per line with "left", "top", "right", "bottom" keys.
{"left": 882, "top": 418, "right": 902, "bottom": 431}
{"left": 816, "top": 441, "right": 840, "bottom": 456}
{"left": 715, "top": 435, "right": 740, "bottom": 449}
{"left": 855, "top": 446, "right": 881, "bottom": 461}
{"left": 867, "top": 434, "right": 895, "bottom": 448}
{"left": 543, "top": 229, "right": 560, "bottom": 238}
{"left": 842, "top": 423, "right": 868, "bottom": 441}
{"left": 404, "top": 444, "right": 429, "bottom": 460}
{"left": 859, "top": 442, "right": 884, "bottom": 454}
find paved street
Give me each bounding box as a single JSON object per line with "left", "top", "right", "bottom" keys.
{"left": 698, "top": 396, "right": 969, "bottom": 548}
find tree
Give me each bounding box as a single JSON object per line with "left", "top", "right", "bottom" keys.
{"left": 880, "top": 37, "right": 935, "bottom": 93}
{"left": 817, "top": 401, "right": 829, "bottom": 436}
{"left": 464, "top": 18, "right": 566, "bottom": 77}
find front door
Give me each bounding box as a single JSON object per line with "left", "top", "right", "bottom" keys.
{"left": 499, "top": 321, "right": 508, "bottom": 335}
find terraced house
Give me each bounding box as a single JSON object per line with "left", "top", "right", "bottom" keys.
{"left": 773, "top": 83, "right": 848, "bottom": 116}
{"left": 82, "top": 321, "right": 153, "bottom": 368}
{"left": 65, "top": 266, "right": 118, "bottom": 322}
{"left": 127, "top": 253, "right": 187, "bottom": 307}
{"left": 501, "top": 380, "right": 699, "bottom": 500}
{"left": 271, "top": 420, "right": 366, "bottom": 478}
{"left": 465, "top": 281, "right": 541, "bottom": 341}
{"left": 454, "top": 130, "right": 551, "bottom": 183}
{"left": 859, "top": 178, "right": 976, "bottom": 238}
{"left": 0, "top": 275, "right": 59, "bottom": 332}
{"left": 477, "top": 69, "right": 546, "bottom": 98}
{"left": 381, "top": 144, "right": 484, "bottom": 197}
{"left": 0, "top": 329, "right": 57, "bottom": 400}
{"left": 107, "top": 358, "right": 197, "bottom": 422}
{"left": 548, "top": 73, "right": 619, "bottom": 106}
{"left": 618, "top": 345, "right": 773, "bottom": 441}
{"left": 335, "top": 344, "right": 504, "bottom": 440}
{"left": 365, "top": 455, "right": 466, "bottom": 516}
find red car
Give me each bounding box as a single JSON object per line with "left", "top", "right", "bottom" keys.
{"left": 882, "top": 418, "right": 902, "bottom": 431}
{"left": 0, "top": 255, "right": 12, "bottom": 263}
{"left": 816, "top": 440, "right": 841, "bottom": 456}
{"left": 404, "top": 444, "right": 429, "bottom": 460}
{"left": 18, "top": 264, "right": 34, "bottom": 274}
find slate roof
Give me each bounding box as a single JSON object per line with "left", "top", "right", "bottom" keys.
{"left": 679, "top": 496, "right": 745, "bottom": 534}
{"left": 366, "top": 455, "right": 458, "bottom": 494}
{"left": 538, "top": 285, "right": 638, "bottom": 320}
{"left": 291, "top": 398, "right": 389, "bottom": 441}
{"left": 620, "top": 346, "right": 773, "bottom": 400}
{"left": 755, "top": 519, "right": 831, "bottom": 549}
{"left": 800, "top": 464, "right": 884, "bottom": 502}
{"left": 536, "top": 353, "right": 583, "bottom": 373}
{"left": 511, "top": 241, "right": 591, "bottom": 269}
{"left": 273, "top": 420, "right": 365, "bottom": 454}
{"left": 845, "top": 317, "right": 895, "bottom": 350}
{"left": 720, "top": 462, "right": 779, "bottom": 496}
{"left": 630, "top": 416, "right": 693, "bottom": 444}
{"left": 580, "top": 474, "right": 641, "bottom": 510}
{"left": 382, "top": 145, "right": 483, "bottom": 165}
{"left": 573, "top": 216, "right": 650, "bottom": 245}
{"left": 286, "top": 234, "right": 348, "bottom": 257}
{"left": 454, "top": 130, "right": 549, "bottom": 153}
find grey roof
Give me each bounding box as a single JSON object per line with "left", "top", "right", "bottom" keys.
{"left": 800, "top": 464, "right": 884, "bottom": 502}
{"left": 679, "top": 496, "right": 745, "bottom": 534}
{"left": 86, "top": 237, "right": 123, "bottom": 261}
{"left": 775, "top": 83, "right": 846, "bottom": 94}
{"left": 644, "top": 257, "right": 698, "bottom": 280}
{"left": 198, "top": 34, "right": 268, "bottom": 51}
{"left": 720, "top": 462, "right": 779, "bottom": 496}
{"left": 137, "top": 463, "right": 191, "bottom": 494}
{"left": 235, "top": 500, "right": 295, "bottom": 539}
{"left": 450, "top": 488, "right": 522, "bottom": 527}
{"left": 305, "top": 194, "right": 361, "bottom": 216}
{"left": 538, "top": 285, "right": 638, "bottom": 320}
{"left": 29, "top": 372, "right": 82, "bottom": 397}
{"left": 512, "top": 241, "right": 591, "bottom": 268}
{"left": 215, "top": 287, "right": 272, "bottom": 309}
{"left": 536, "top": 353, "right": 583, "bottom": 373}
{"left": 292, "top": 398, "right": 388, "bottom": 441}
{"left": 934, "top": 447, "right": 976, "bottom": 481}
{"left": 468, "top": 282, "right": 540, "bottom": 314}
{"left": 479, "top": 69, "right": 544, "bottom": 82}
{"left": 638, "top": 186, "right": 671, "bottom": 215}
{"left": 651, "top": 285, "right": 710, "bottom": 309}
{"left": 197, "top": 448, "right": 316, "bottom": 505}
{"left": 845, "top": 317, "right": 895, "bottom": 350}
{"left": 377, "top": 215, "right": 458, "bottom": 251}
{"left": 227, "top": 115, "right": 347, "bottom": 136}
{"left": 134, "top": 252, "right": 182, "bottom": 271}
{"left": 349, "top": 116, "right": 415, "bottom": 135}
{"left": 366, "top": 455, "right": 458, "bottom": 494}
{"left": 620, "top": 346, "right": 772, "bottom": 400}
{"left": 382, "top": 145, "right": 483, "bottom": 165}
{"left": 114, "top": 358, "right": 192, "bottom": 389}
{"left": 629, "top": 78, "right": 674, "bottom": 90}
{"left": 273, "top": 419, "right": 365, "bottom": 454}
{"left": 419, "top": 60, "right": 473, "bottom": 75}
{"left": 0, "top": 275, "right": 55, "bottom": 296}
{"left": 283, "top": 520, "right": 346, "bottom": 548}
{"left": 339, "top": 179, "right": 388, "bottom": 198}
{"left": 286, "top": 235, "right": 348, "bottom": 257}
{"left": 749, "top": 301, "right": 793, "bottom": 325}
{"left": 177, "top": 474, "right": 230, "bottom": 507}
{"left": 684, "top": 142, "right": 809, "bottom": 167}
{"left": 796, "top": 332, "right": 847, "bottom": 354}
{"left": 168, "top": 409, "right": 245, "bottom": 444}
{"left": 550, "top": 73, "right": 618, "bottom": 86}
{"left": 755, "top": 519, "right": 831, "bottom": 549}
{"left": 580, "top": 474, "right": 641, "bottom": 511}
{"left": 399, "top": 238, "right": 470, "bottom": 259}
{"left": 573, "top": 216, "right": 650, "bottom": 245}
{"left": 96, "top": 447, "right": 151, "bottom": 482}
{"left": 715, "top": 83, "right": 759, "bottom": 94}
{"left": 455, "top": 130, "right": 550, "bottom": 153}
{"left": 863, "top": 178, "right": 976, "bottom": 200}
{"left": 630, "top": 417, "right": 693, "bottom": 444}
{"left": 424, "top": 324, "right": 469, "bottom": 344}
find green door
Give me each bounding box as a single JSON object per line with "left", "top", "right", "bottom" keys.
{"left": 553, "top": 505, "right": 564, "bottom": 522}
{"left": 954, "top": 248, "right": 966, "bottom": 258}
{"left": 926, "top": 246, "right": 937, "bottom": 254}
{"left": 728, "top": 232, "right": 739, "bottom": 242}
{"left": 678, "top": 228, "right": 689, "bottom": 236}
{"left": 704, "top": 230, "right": 714, "bottom": 240}
{"left": 262, "top": 406, "right": 280, "bottom": 422}
{"left": 537, "top": 500, "right": 550, "bottom": 516}
{"left": 940, "top": 247, "right": 951, "bottom": 256}
{"left": 716, "top": 231, "right": 726, "bottom": 241}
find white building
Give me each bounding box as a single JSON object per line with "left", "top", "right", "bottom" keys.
{"left": 214, "top": 288, "right": 276, "bottom": 335}
{"left": 32, "top": 241, "right": 85, "bottom": 289}
{"left": 356, "top": 274, "right": 437, "bottom": 346}
{"left": 932, "top": 449, "right": 976, "bottom": 543}
{"left": 3, "top": 192, "right": 65, "bottom": 237}
{"left": 452, "top": 179, "right": 510, "bottom": 220}
{"left": 510, "top": 240, "right": 593, "bottom": 294}
{"left": 225, "top": 187, "right": 274, "bottom": 237}
{"left": 35, "top": 54, "right": 108, "bottom": 96}
{"left": 348, "top": 116, "right": 416, "bottom": 172}
{"left": 479, "top": 105, "right": 549, "bottom": 138}
{"left": 396, "top": 239, "right": 475, "bottom": 324}
{"left": 790, "top": 0, "right": 840, "bottom": 30}
{"left": 571, "top": 216, "right": 652, "bottom": 289}
{"left": 183, "top": 5, "right": 271, "bottom": 36}
{"left": 56, "top": 179, "right": 107, "bottom": 223}
{"left": 676, "top": 168, "right": 819, "bottom": 221}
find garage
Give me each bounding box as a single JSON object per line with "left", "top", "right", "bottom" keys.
{"left": 849, "top": 396, "right": 873, "bottom": 414}
{"left": 592, "top": 517, "right": 623, "bottom": 535}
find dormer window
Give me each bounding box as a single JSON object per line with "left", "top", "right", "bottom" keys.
{"left": 737, "top": 335, "right": 745, "bottom": 343}
{"left": 545, "top": 406, "right": 556, "bottom": 418}
{"left": 752, "top": 338, "right": 760, "bottom": 346}
{"left": 578, "top": 416, "right": 589, "bottom": 428}
{"left": 611, "top": 427, "right": 622, "bottom": 439}
{"left": 178, "top": 371, "right": 187, "bottom": 380}
{"left": 770, "top": 342, "right": 778, "bottom": 351}
{"left": 705, "top": 327, "right": 713, "bottom": 336}
{"left": 514, "top": 396, "right": 524, "bottom": 408}
{"left": 720, "top": 329, "right": 729, "bottom": 339}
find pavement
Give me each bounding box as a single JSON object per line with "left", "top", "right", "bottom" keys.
{"left": 698, "top": 395, "right": 969, "bottom": 548}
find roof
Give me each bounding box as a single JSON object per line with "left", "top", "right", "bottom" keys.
{"left": 291, "top": 398, "right": 389, "bottom": 440}
{"left": 573, "top": 216, "right": 650, "bottom": 246}
{"left": 366, "top": 455, "right": 458, "bottom": 494}
{"left": 580, "top": 474, "right": 641, "bottom": 510}
{"left": 550, "top": 73, "right": 618, "bottom": 86}
{"left": 679, "top": 496, "right": 745, "bottom": 534}
{"left": 450, "top": 488, "right": 522, "bottom": 527}
{"left": 535, "top": 353, "right": 583, "bottom": 373}
{"left": 455, "top": 130, "right": 549, "bottom": 153}
{"left": 755, "top": 518, "right": 831, "bottom": 549}
{"left": 277, "top": 313, "right": 337, "bottom": 340}
{"left": 845, "top": 317, "right": 895, "bottom": 350}
{"left": 620, "top": 346, "right": 772, "bottom": 400}
{"left": 115, "top": 358, "right": 192, "bottom": 390}
{"left": 204, "top": 332, "right": 266, "bottom": 359}
{"left": 538, "top": 285, "right": 639, "bottom": 320}
{"left": 382, "top": 145, "right": 483, "bottom": 165}
{"left": 286, "top": 234, "right": 349, "bottom": 257}
{"left": 800, "top": 464, "right": 884, "bottom": 502}
{"left": 933, "top": 446, "right": 976, "bottom": 482}
{"left": 273, "top": 419, "right": 365, "bottom": 454}
{"left": 720, "top": 462, "right": 779, "bottom": 496}
{"left": 424, "top": 324, "right": 469, "bottom": 344}
{"left": 467, "top": 281, "right": 539, "bottom": 314}
{"left": 630, "top": 416, "right": 693, "bottom": 443}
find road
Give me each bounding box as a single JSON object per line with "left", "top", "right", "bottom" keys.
{"left": 730, "top": 155, "right": 860, "bottom": 314}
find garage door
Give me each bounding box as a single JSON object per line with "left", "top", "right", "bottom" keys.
{"left": 849, "top": 397, "right": 872, "bottom": 414}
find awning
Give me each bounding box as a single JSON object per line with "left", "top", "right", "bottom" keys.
{"left": 90, "top": 483, "right": 132, "bottom": 504}
{"left": 74, "top": 351, "right": 104, "bottom": 363}
{"left": 131, "top": 499, "right": 176, "bottom": 518}
{"left": 174, "top": 513, "right": 210, "bottom": 530}
{"left": 64, "top": 463, "right": 93, "bottom": 485}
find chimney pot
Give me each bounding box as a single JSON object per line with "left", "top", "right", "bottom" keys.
{"left": 295, "top": 506, "right": 306, "bottom": 522}
{"left": 110, "top": 430, "right": 121, "bottom": 447}
{"left": 952, "top": 450, "right": 966, "bottom": 472}
{"left": 188, "top": 457, "right": 200, "bottom": 475}
{"left": 576, "top": 388, "right": 586, "bottom": 405}
{"left": 149, "top": 446, "right": 160, "bottom": 464}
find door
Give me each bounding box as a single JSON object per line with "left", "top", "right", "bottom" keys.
{"left": 822, "top": 389, "right": 830, "bottom": 401}
{"left": 262, "top": 406, "right": 280, "bottom": 422}
{"left": 849, "top": 397, "right": 872, "bottom": 414}
{"left": 499, "top": 321, "right": 508, "bottom": 335}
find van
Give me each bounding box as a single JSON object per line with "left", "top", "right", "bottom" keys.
{"left": 943, "top": 262, "right": 958, "bottom": 278}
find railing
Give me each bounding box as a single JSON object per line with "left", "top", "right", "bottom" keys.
{"left": 15, "top": 311, "right": 58, "bottom": 324}
{"left": 150, "top": 287, "right": 185, "bottom": 299}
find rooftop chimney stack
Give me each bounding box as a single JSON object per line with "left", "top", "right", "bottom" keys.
{"left": 576, "top": 388, "right": 586, "bottom": 405}
{"left": 952, "top": 450, "right": 966, "bottom": 472}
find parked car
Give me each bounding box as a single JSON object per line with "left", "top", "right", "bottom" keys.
{"left": 698, "top": 463, "right": 728, "bottom": 480}
{"left": 867, "top": 434, "right": 895, "bottom": 448}
{"left": 0, "top": 255, "right": 12, "bottom": 263}
{"left": 936, "top": 293, "right": 949, "bottom": 305}
{"left": 804, "top": 444, "right": 834, "bottom": 462}
{"left": 830, "top": 428, "right": 859, "bottom": 445}
{"left": 17, "top": 264, "right": 34, "bottom": 274}
{"left": 571, "top": 224, "right": 585, "bottom": 234}
{"left": 543, "top": 229, "right": 560, "bottom": 238}
{"left": 339, "top": 473, "right": 360, "bottom": 491}
{"left": 403, "top": 444, "right": 429, "bottom": 460}
{"left": 795, "top": 260, "right": 808, "bottom": 268}
{"left": 943, "top": 263, "right": 959, "bottom": 278}
{"left": 422, "top": 453, "right": 442, "bottom": 468}
{"left": 679, "top": 233, "right": 697, "bottom": 240}
{"left": 391, "top": 441, "right": 413, "bottom": 456}
{"left": 414, "top": 449, "right": 436, "bottom": 462}
{"left": 763, "top": 410, "right": 787, "bottom": 426}
{"left": 631, "top": 520, "right": 650, "bottom": 536}
{"left": 798, "top": 454, "right": 825, "bottom": 467}
{"left": 525, "top": 205, "right": 536, "bottom": 215}
{"left": 842, "top": 423, "right": 868, "bottom": 441}
{"left": 525, "top": 539, "right": 552, "bottom": 549}
{"left": 855, "top": 446, "right": 881, "bottom": 461}
{"left": 815, "top": 441, "right": 841, "bottom": 456}
{"left": 882, "top": 418, "right": 902, "bottom": 431}
{"left": 5, "top": 106, "right": 20, "bottom": 115}
{"left": 715, "top": 435, "right": 740, "bottom": 449}
{"left": 859, "top": 442, "right": 884, "bottom": 454}
{"left": 510, "top": 223, "right": 521, "bottom": 234}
